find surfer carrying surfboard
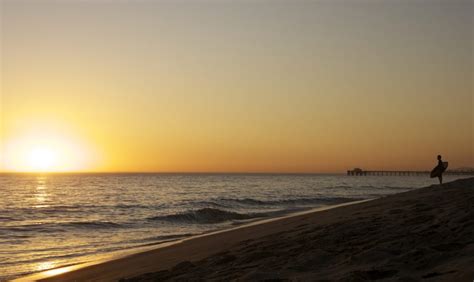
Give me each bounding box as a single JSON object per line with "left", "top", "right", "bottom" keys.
{"left": 430, "top": 155, "right": 448, "bottom": 184}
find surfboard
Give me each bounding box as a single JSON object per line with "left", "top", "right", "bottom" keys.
{"left": 430, "top": 162, "right": 448, "bottom": 178}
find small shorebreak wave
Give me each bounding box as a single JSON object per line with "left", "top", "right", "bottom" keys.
{"left": 213, "top": 196, "right": 357, "bottom": 207}
{"left": 147, "top": 208, "right": 270, "bottom": 224}
{"left": 1, "top": 221, "right": 123, "bottom": 234}
{"left": 147, "top": 196, "right": 360, "bottom": 224}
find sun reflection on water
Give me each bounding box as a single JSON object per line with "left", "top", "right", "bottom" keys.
{"left": 31, "top": 261, "right": 72, "bottom": 278}
{"left": 35, "top": 261, "right": 56, "bottom": 272}
{"left": 33, "top": 176, "right": 50, "bottom": 208}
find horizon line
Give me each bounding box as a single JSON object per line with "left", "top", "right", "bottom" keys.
{"left": 1, "top": 167, "right": 472, "bottom": 175}
{"left": 0, "top": 171, "right": 348, "bottom": 175}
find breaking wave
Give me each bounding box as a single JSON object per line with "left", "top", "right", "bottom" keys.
{"left": 1, "top": 221, "right": 123, "bottom": 234}
{"left": 148, "top": 208, "right": 269, "bottom": 224}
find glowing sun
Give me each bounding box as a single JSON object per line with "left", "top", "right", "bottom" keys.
{"left": 3, "top": 127, "right": 97, "bottom": 172}
{"left": 27, "top": 147, "right": 58, "bottom": 171}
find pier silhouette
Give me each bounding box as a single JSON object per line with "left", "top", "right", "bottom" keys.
{"left": 347, "top": 168, "right": 474, "bottom": 176}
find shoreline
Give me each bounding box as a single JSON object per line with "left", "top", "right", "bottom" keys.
{"left": 13, "top": 199, "right": 372, "bottom": 282}
{"left": 14, "top": 177, "right": 474, "bottom": 281}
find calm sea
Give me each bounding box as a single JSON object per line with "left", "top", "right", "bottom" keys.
{"left": 0, "top": 173, "right": 463, "bottom": 280}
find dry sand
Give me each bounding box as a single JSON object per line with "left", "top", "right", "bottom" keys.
{"left": 37, "top": 177, "right": 473, "bottom": 281}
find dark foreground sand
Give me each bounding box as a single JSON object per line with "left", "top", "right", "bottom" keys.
{"left": 39, "top": 178, "right": 473, "bottom": 281}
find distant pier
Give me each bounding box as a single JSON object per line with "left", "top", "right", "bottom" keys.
{"left": 347, "top": 168, "right": 474, "bottom": 176}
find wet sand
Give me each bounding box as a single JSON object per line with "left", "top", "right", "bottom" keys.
{"left": 35, "top": 177, "right": 473, "bottom": 281}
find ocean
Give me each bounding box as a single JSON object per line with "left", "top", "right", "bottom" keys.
{"left": 0, "top": 173, "right": 462, "bottom": 281}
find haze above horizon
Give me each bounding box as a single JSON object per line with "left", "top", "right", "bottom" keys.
{"left": 0, "top": 0, "right": 472, "bottom": 173}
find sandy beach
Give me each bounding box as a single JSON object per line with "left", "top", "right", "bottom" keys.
{"left": 25, "top": 177, "right": 474, "bottom": 281}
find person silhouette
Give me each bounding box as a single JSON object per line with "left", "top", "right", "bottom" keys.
{"left": 436, "top": 155, "right": 444, "bottom": 184}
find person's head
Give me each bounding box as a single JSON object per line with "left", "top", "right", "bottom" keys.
{"left": 437, "top": 155, "right": 442, "bottom": 160}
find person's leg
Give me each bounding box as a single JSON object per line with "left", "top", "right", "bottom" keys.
{"left": 438, "top": 175, "right": 443, "bottom": 184}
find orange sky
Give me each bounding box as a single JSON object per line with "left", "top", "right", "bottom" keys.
{"left": 0, "top": 1, "right": 472, "bottom": 173}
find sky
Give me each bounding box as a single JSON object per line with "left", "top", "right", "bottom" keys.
{"left": 0, "top": 0, "right": 472, "bottom": 173}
